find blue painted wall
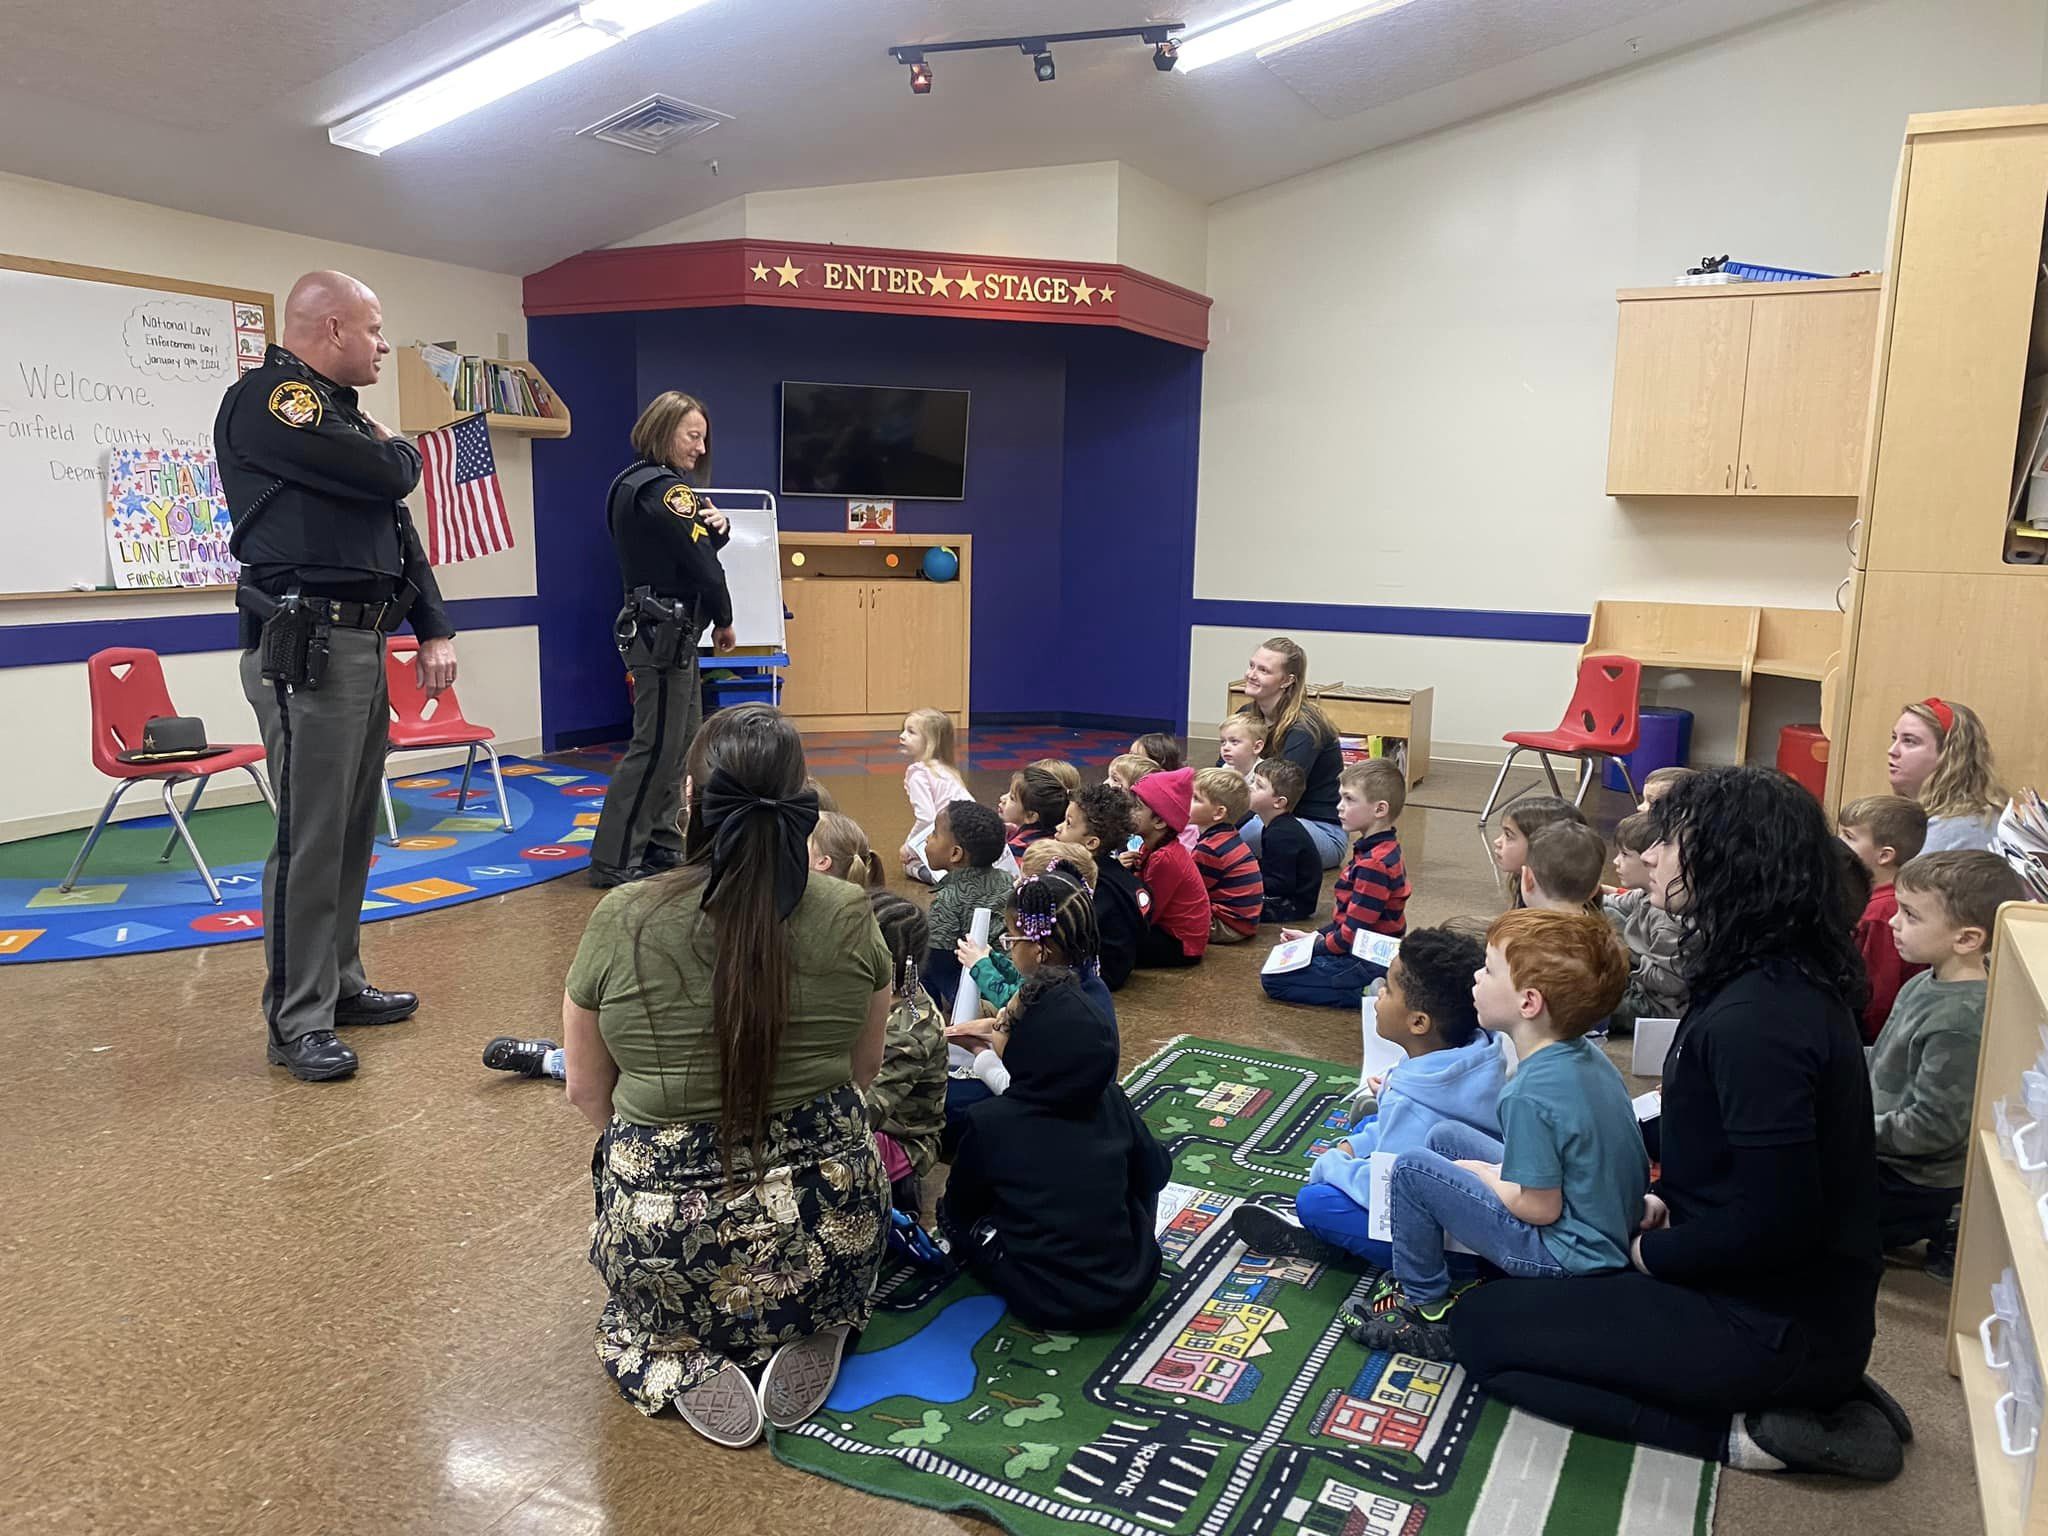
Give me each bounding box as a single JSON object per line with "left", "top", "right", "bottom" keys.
{"left": 528, "top": 304, "right": 1202, "bottom": 746}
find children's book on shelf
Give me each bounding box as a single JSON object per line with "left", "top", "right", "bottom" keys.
{"left": 1996, "top": 788, "right": 2048, "bottom": 901}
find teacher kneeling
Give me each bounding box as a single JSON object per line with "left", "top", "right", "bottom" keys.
{"left": 1452, "top": 766, "right": 1907, "bottom": 1482}
{"left": 563, "top": 702, "right": 891, "bottom": 1449}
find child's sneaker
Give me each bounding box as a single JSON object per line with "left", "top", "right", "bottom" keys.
{"left": 1347, "top": 1282, "right": 1474, "bottom": 1361}
{"left": 1924, "top": 1207, "right": 1959, "bottom": 1284}
{"left": 482, "top": 1037, "right": 558, "bottom": 1078}
{"left": 1228, "top": 1206, "right": 1354, "bottom": 1269}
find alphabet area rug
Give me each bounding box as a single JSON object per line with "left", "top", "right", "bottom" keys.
{"left": 771, "top": 1037, "right": 1718, "bottom": 1536}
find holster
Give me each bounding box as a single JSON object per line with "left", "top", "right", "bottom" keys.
{"left": 615, "top": 587, "right": 700, "bottom": 670}
{"left": 239, "top": 587, "right": 331, "bottom": 690}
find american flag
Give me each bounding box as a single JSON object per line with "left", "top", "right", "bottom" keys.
{"left": 419, "top": 414, "right": 512, "bottom": 564}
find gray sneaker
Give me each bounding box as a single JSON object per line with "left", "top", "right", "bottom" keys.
{"left": 676, "top": 1359, "right": 764, "bottom": 1448}
{"left": 758, "top": 1326, "right": 850, "bottom": 1430}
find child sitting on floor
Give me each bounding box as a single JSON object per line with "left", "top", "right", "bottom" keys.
{"left": 1230, "top": 926, "right": 1503, "bottom": 1270}
{"left": 1602, "top": 811, "right": 1688, "bottom": 1033}
{"left": 1840, "top": 794, "right": 1931, "bottom": 1043}
{"left": 919, "top": 801, "right": 1013, "bottom": 1008}
{"left": 1056, "top": 782, "right": 1146, "bottom": 991}
{"left": 1131, "top": 732, "right": 1186, "bottom": 773}
{"left": 1353, "top": 908, "right": 1644, "bottom": 1360}
{"left": 999, "top": 764, "right": 1069, "bottom": 861}
{"left": 1249, "top": 758, "right": 1321, "bottom": 925}
{"left": 1128, "top": 767, "right": 1211, "bottom": 969}
{"left": 1217, "top": 714, "right": 1267, "bottom": 779}
{"left": 1107, "top": 754, "right": 1157, "bottom": 792}
{"left": 1191, "top": 767, "right": 1263, "bottom": 945}
{"left": 808, "top": 811, "right": 882, "bottom": 889}
{"left": 1638, "top": 764, "right": 1696, "bottom": 814}
{"left": 864, "top": 892, "right": 949, "bottom": 1210}
{"left": 1263, "top": 759, "right": 1410, "bottom": 1008}
{"left": 898, "top": 707, "right": 973, "bottom": 883}
{"left": 952, "top": 865, "right": 1115, "bottom": 1035}
{"left": 1875, "top": 850, "right": 2028, "bottom": 1279}
{"left": 939, "top": 969, "right": 1171, "bottom": 1329}
{"left": 1031, "top": 758, "right": 1082, "bottom": 798}
{"left": 1490, "top": 795, "right": 1585, "bottom": 908}
{"left": 1520, "top": 821, "right": 1608, "bottom": 913}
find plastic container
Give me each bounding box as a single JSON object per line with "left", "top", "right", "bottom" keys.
{"left": 1721, "top": 260, "right": 1839, "bottom": 282}
{"left": 1604, "top": 707, "right": 1693, "bottom": 795}
{"left": 1777, "top": 724, "right": 1829, "bottom": 802}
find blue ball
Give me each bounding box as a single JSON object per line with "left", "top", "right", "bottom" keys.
{"left": 921, "top": 546, "right": 959, "bottom": 583}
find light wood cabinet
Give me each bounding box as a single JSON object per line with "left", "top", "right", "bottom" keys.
{"left": 1605, "top": 278, "right": 1880, "bottom": 499}
{"left": 775, "top": 534, "right": 973, "bottom": 730}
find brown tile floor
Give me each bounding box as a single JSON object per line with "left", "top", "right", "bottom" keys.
{"left": 0, "top": 753, "right": 1967, "bottom": 1534}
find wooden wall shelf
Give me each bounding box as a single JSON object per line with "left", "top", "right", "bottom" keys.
{"left": 395, "top": 345, "right": 572, "bottom": 439}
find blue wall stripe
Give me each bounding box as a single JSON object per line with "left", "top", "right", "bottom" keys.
{"left": 0, "top": 595, "right": 542, "bottom": 670}
{"left": 1188, "top": 599, "right": 1589, "bottom": 646}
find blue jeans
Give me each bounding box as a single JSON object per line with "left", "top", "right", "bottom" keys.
{"left": 1262, "top": 949, "right": 1385, "bottom": 1009}
{"left": 1242, "top": 815, "right": 1349, "bottom": 869}
{"left": 1295, "top": 1182, "right": 1484, "bottom": 1280}
{"left": 1389, "top": 1122, "right": 1567, "bottom": 1303}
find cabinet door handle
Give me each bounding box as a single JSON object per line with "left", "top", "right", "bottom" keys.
{"left": 1743, "top": 464, "right": 1754, "bottom": 491}
{"left": 1725, "top": 464, "right": 1733, "bottom": 490}
{"left": 1846, "top": 517, "right": 1862, "bottom": 559}
{"left": 1835, "top": 576, "right": 1852, "bottom": 613}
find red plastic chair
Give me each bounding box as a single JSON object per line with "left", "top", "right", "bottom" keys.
{"left": 380, "top": 636, "right": 510, "bottom": 840}
{"left": 63, "top": 647, "right": 275, "bottom": 905}
{"left": 1478, "top": 653, "right": 1644, "bottom": 825}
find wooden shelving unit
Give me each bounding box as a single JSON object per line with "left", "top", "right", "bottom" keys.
{"left": 1952, "top": 902, "right": 2048, "bottom": 1534}
{"left": 1222, "top": 683, "right": 1433, "bottom": 788}
{"left": 395, "top": 345, "right": 571, "bottom": 439}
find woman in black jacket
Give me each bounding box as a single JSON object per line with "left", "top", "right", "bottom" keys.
{"left": 1452, "top": 766, "right": 1908, "bottom": 1482}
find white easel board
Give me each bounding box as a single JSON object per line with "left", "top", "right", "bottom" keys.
{"left": 698, "top": 488, "right": 786, "bottom": 651}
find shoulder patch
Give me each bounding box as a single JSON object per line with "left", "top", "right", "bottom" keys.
{"left": 662, "top": 483, "right": 699, "bottom": 518}
{"left": 267, "top": 380, "right": 323, "bottom": 429}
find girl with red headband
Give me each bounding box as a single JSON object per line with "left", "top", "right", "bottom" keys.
{"left": 1887, "top": 697, "right": 2005, "bottom": 852}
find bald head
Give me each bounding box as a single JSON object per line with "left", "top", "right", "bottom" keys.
{"left": 280, "top": 270, "right": 389, "bottom": 389}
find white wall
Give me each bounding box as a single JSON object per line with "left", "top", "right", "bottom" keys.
{"left": 0, "top": 170, "right": 541, "bottom": 838}
{"left": 1114, "top": 164, "right": 1209, "bottom": 293}
{"left": 1192, "top": 0, "right": 2048, "bottom": 760}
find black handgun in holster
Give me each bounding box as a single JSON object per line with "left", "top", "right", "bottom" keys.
{"left": 243, "top": 589, "right": 331, "bottom": 690}
{"left": 616, "top": 587, "right": 701, "bottom": 671}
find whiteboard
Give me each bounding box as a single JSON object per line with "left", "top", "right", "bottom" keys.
{"left": 0, "top": 257, "right": 273, "bottom": 596}
{"left": 699, "top": 489, "right": 786, "bottom": 651}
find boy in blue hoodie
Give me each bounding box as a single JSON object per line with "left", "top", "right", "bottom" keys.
{"left": 1229, "top": 926, "right": 1503, "bottom": 1269}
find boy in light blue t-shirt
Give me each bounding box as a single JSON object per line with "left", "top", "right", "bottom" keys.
{"left": 1352, "top": 908, "right": 1647, "bottom": 1361}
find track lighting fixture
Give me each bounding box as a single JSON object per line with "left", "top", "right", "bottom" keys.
{"left": 909, "top": 59, "right": 932, "bottom": 93}
{"left": 1153, "top": 38, "right": 1179, "bottom": 71}
{"left": 888, "top": 24, "right": 1181, "bottom": 96}
{"left": 1032, "top": 49, "right": 1056, "bottom": 82}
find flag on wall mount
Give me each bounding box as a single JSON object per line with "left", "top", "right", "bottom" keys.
{"left": 418, "top": 414, "right": 512, "bottom": 565}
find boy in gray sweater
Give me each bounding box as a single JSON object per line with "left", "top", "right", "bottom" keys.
{"left": 1873, "top": 849, "right": 2028, "bottom": 1279}
{"left": 1601, "top": 813, "right": 1687, "bottom": 1034}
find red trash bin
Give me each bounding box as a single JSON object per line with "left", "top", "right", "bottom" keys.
{"left": 1777, "top": 723, "right": 1829, "bottom": 801}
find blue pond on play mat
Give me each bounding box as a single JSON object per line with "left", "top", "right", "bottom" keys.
{"left": 824, "top": 1295, "right": 1009, "bottom": 1412}
{"left": 0, "top": 756, "right": 599, "bottom": 965}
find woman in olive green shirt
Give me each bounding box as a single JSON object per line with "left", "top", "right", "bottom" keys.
{"left": 562, "top": 703, "right": 891, "bottom": 1449}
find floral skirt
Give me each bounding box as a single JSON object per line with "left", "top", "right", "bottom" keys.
{"left": 588, "top": 1084, "right": 889, "bottom": 1415}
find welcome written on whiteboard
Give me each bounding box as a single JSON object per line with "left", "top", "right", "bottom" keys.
{"left": 17, "top": 364, "right": 156, "bottom": 406}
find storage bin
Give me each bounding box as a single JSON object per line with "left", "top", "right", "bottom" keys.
{"left": 1776, "top": 724, "right": 1829, "bottom": 801}
{"left": 1603, "top": 707, "right": 1692, "bottom": 794}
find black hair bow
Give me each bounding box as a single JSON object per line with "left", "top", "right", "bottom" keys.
{"left": 697, "top": 769, "right": 821, "bottom": 920}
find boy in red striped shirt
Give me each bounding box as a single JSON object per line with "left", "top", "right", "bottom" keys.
{"left": 1264, "top": 759, "right": 1410, "bottom": 1008}
{"left": 1191, "top": 767, "right": 1264, "bottom": 944}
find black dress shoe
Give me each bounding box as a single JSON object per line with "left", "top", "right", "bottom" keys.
{"left": 267, "top": 1030, "right": 359, "bottom": 1082}
{"left": 587, "top": 863, "right": 650, "bottom": 889}
{"left": 641, "top": 845, "right": 684, "bottom": 872}
{"left": 335, "top": 986, "right": 419, "bottom": 1026}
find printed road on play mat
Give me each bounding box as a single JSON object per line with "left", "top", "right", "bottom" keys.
{"left": 0, "top": 756, "right": 598, "bottom": 965}
{"left": 772, "top": 1037, "right": 1717, "bottom": 1536}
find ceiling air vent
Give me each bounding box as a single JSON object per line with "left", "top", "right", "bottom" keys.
{"left": 578, "top": 94, "right": 730, "bottom": 155}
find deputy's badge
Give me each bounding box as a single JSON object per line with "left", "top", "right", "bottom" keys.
{"left": 663, "top": 484, "right": 699, "bottom": 518}
{"left": 267, "top": 380, "right": 323, "bottom": 429}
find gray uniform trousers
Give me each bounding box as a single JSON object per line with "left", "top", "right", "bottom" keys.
{"left": 589, "top": 630, "right": 701, "bottom": 871}
{"left": 239, "top": 627, "right": 389, "bottom": 1045}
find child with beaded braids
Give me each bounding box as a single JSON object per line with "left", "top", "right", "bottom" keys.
{"left": 864, "top": 891, "right": 949, "bottom": 1210}
{"left": 954, "top": 865, "right": 1116, "bottom": 1027}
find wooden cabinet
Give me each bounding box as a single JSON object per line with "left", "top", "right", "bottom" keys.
{"left": 1606, "top": 296, "right": 1751, "bottom": 495}
{"left": 1605, "top": 278, "right": 1880, "bottom": 498}
{"left": 775, "top": 535, "right": 972, "bottom": 729}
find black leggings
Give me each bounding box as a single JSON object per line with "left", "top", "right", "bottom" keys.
{"left": 1135, "top": 923, "right": 1202, "bottom": 969}
{"left": 1451, "top": 1273, "right": 1870, "bottom": 1462}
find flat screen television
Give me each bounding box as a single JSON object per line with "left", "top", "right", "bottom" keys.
{"left": 780, "top": 381, "right": 971, "bottom": 501}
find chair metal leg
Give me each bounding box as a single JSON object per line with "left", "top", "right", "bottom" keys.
{"left": 1477, "top": 748, "right": 1523, "bottom": 827}
{"left": 161, "top": 779, "right": 220, "bottom": 904}
{"left": 160, "top": 776, "right": 210, "bottom": 862}
{"left": 382, "top": 776, "right": 399, "bottom": 844}
{"left": 247, "top": 763, "right": 278, "bottom": 815}
{"left": 478, "top": 741, "right": 512, "bottom": 831}
{"left": 1572, "top": 756, "right": 1596, "bottom": 808}
{"left": 1536, "top": 753, "right": 1563, "bottom": 797}
{"left": 1613, "top": 755, "right": 1641, "bottom": 803}
{"left": 455, "top": 746, "right": 478, "bottom": 812}
{"left": 61, "top": 780, "right": 140, "bottom": 892}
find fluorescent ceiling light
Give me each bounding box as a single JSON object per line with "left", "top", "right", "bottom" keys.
{"left": 328, "top": 0, "right": 714, "bottom": 155}
{"left": 1177, "top": 0, "right": 1414, "bottom": 72}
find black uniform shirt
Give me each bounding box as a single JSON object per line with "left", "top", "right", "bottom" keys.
{"left": 608, "top": 462, "right": 734, "bottom": 629}
{"left": 215, "top": 345, "right": 453, "bottom": 640}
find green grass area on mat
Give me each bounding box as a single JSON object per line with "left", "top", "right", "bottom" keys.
{"left": 772, "top": 1036, "right": 1717, "bottom": 1536}
{"left": 0, "top": 799, "right": 417, "bottom": 881}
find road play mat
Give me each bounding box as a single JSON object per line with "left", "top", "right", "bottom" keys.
{"left": 0, "top": 756, "right": 596, "bottom": 964}
{"left": 772, "top": 1037, "right": 1717, "bottom": 1536}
